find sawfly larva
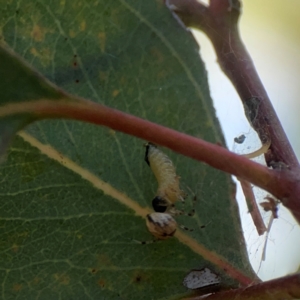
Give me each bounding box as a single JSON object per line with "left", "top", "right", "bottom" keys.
{"left": 144, "top": 143, "right": 191, "bottom": 239}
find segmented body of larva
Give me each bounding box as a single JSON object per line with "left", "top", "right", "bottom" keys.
{"left": 144, "top": 143, "right": 187, "bottom": 239}
{"left": 145, "top": 143, "right": 185, "bottom": 211}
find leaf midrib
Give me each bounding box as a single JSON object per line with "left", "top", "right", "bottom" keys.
{"left": 18, "top": 130, "right": 252, "bottom": 286}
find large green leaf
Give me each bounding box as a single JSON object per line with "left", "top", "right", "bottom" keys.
{"left": 0, "top": 0, "right": 256, "bottom": 299}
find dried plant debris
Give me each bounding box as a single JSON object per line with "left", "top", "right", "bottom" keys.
{"left": 260, "top": 196, "right": 279, "bottom": 219}
{"left": 183, "top": 268, "right": 221, "bottom": 290}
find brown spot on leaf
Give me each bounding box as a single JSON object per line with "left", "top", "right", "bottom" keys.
{"left": 97, "top": 254, "right": 114, "bottom": 267}
{"left": 112, "top": 90, "right": 120, "bottom": 97}
{"left": 32, "top": 277, "right": 40, "bottom": 285}
{"left": 71, "top": 54, "right": 78, "bottom": 69}
{"left": 30, "top": 47, "right": 51, "bottom": 66}
{"left": 11, "top": 243, "right": 19, "bottom": 253}
{"left": 53, "top": 273, "right": 70, "bottom": 285}
{"left": 69, "top": 30, "right": 76, "bottom": 38}
{"left": 132, "top": 271, "right": 148, "bottom": 284}
{"left": 90, "top": 268, "right": 98, "bottom": 274}
{"left": 109, "top": 129, "right": 116, "bottom": 136}
{"left": 98, "top": 278, "right": 106, "bottom": 288}
{"left": 80, "top": 20, "right": 86, "bottom": 31}
{"left": 31, "top": 25, "right": 46, "bottom": 42}
{"left": 30, "top": 47, "right": 38, "bottom": 56}
{"left": 12, "top": 283, "right": 22, "bottom": 292}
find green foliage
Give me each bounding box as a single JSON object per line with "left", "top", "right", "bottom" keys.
{"left": 0, "top": 1, "right": 256, "bottom": 298}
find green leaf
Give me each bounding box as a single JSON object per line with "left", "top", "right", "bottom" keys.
{"left": 0, "top": 0, "right": 256, "bottom": 299}
{"left": 0, "top": 45, "right": 68, "bottom": 160}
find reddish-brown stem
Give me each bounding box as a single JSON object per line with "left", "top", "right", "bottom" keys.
{"left": 208, "top": 4, "right": 299, "bottom": 170}
{"left": 185, "top": 272, "right": 300, "bottom": 300}
{"left": 57, "top": 100, "right": 300, "bottom": 220}
{"left": 167, "top": 0, "right": 300, "bottom": 235}
{"left": 4, "top": 98, "right": 299, "bottom": 222}
{"left": 11, "top": 100, "right": 276, "bottom": 187}
{"left": 239, "top": 179, "right": 266, "bottom": 235}
{"left": 169, "top": 0, "right": 300, "bottom": 171}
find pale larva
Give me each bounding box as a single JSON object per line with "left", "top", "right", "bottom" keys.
{"left": 144, "top": 143, "right": 187, "bottom": 239}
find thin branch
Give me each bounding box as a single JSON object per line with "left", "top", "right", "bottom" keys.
{"left": 185, "top": 272, "right": 300, "bottom": 300}
{"left": 168, "top": 0, "right": 300, "bottom": 171}
{"left": 239, "top": 179, "right": 266, "bottom": 235}
{"left": 2, "top": 98, "right": 300, "bottom": 223}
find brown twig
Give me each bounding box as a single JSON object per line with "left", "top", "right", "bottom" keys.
{"left": 239, "top": 179, "right": 266, "bottom": 236}
{"left": 238, "top": 140, "right": 271, "bottom": 235}
{"left": 184, "top": 272, "right": 300, "bottom": 300}
{"left": 167, "top": 0, "right": 300, "bottom": 171}
{"left": 2, "top": 98, "right": 300, "bottom": 223}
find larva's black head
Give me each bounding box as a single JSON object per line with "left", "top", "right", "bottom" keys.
{"left": 144, "top": 142, "right": 157, "bottom": 166}
{"left": 152, "top": 196, "right": 168, "bottom": 213}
